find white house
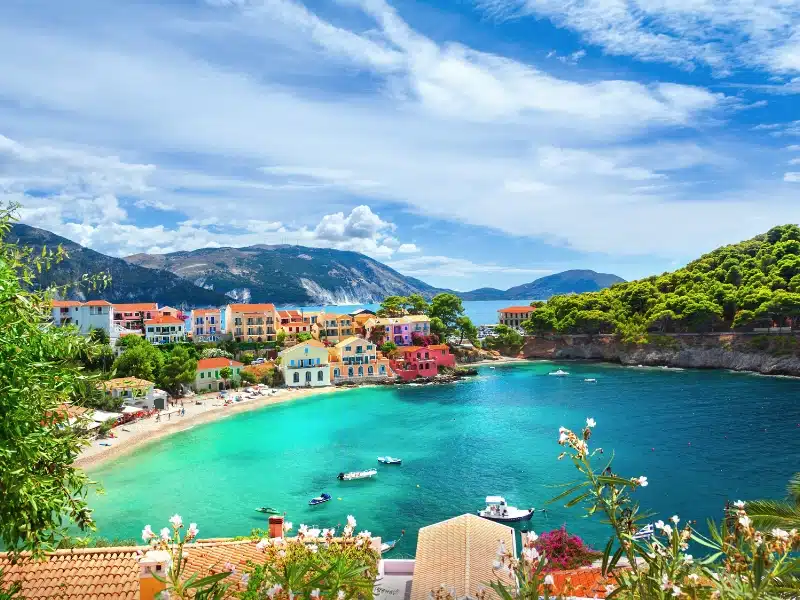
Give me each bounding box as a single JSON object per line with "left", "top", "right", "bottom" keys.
{"left": 194, "top": 358, "right": 243, "bottom": 392}
{"left": 51, "top": 300, "right": 114, "bottom": 338}
{"left": 279, "top": 340, "right": 330, "bottom": 387}
{"left": 98, "top": 377, "right": 157, "bottom": 408}
{"left": 144, "top": 315, "right": 187, "bottom": 345}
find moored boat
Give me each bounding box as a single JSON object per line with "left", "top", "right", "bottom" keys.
{"left": 309, "top": 493, "right": 332, "bottom": 506}
{"left": 380, "top": 530, "right": 405, "bottom": 554}
{"left": 548, "top": 369, "right": 569, "bottom": 376}
{"left": 584, "top": 378, "right": 597, "bottom": 382}
{"left": 478, "top": 496, "right": 535, "bottom": 523}
{"left": 377, "top": 456, "right": 402, "bottom": 465}
{"left": 337, "top": 469, "right": 378, "bottom": 481}
{"left": 255, "top": 506, "right": 280, "bottom": 514}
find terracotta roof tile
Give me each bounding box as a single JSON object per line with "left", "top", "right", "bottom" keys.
{"left": 499, "top": 306, "right": 535, "bottom": 313}
{"left": 113, "top": 303, "right": 159, "bottom": 312}
{"left": 52, "top": 300, "right": 82, "bottom": 307}
{"left": 549, "top": 567, "right": 621, "bottom": 598}
{"left": 197, "top": 358, "right": 244, "bottom": 370}
{"left": 143, "top": 315, "right": 185, "bottom": 325}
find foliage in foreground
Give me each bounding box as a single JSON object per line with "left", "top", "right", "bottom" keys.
{"left": 523, "top": 224, "right": 800, "bottom": 339}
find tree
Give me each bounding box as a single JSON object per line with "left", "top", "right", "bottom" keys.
{"left": 745, "top": 473, "right": 800, "bottom": 530}
{"left": 220, "top": 366, "right": 233, "bottom": 389}
{"left": 201, "top": 347, "right": 233, "bottom": 359}
{"left": 380, "top": 341, "right": 397, "bottom": 355}
{"left": 113, "top": 341, "right": 164, "bottom": 381}
{"left": 275, "top": 330, "right": 287, "bottom": 349}
{"left": 522, "top": 309, "right": 557, "bottom": 334}
{"left": 0, "top": 205, "right": 99, "bottom": 554}
{"left": 240, "top": 352, "right": 254, "bottom": 365}
{"left": 377, "top": 295, "right": 407, "bottom": 317}
{"left": 455, "top": 315, "right": 478, "bottom": 345}
{"left": 429, "top": 293, "right": 465, "bottom": 339}
{"left": 297, "top": 332, "right": 313, "bottom": 342}
{"left": 158, "top": 346, "right": 198, "bottom": 397}
{"left": 89, "top": 327, "right": 110, "bottom": 345}
{"left": 406, "top": 293, "right": 429, "bottom": 315}
{"left": 240, "top": 370, "right": 257, "bottom": 385}
{"left": 483, "top": 324, "right": 524, "bottom": 355}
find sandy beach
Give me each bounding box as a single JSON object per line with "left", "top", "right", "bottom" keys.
{"left": 468, "top": 356, "right": 533, "bottom": 366}
{"left": 76, "top": 386, "right": 345, "bottom": 470}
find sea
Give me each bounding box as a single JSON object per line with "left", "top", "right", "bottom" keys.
{"left": 87, "top": 361, "right": 800, "bottom": 557}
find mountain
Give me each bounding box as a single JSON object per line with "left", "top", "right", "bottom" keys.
{"left": 125, "top": 245, "right": 449, "bottom": 305}
{"left": 458, "top": 270, "right": 625, "bottom": 301}
{"left": 7, "top": 224, "right": 230, "bottom": 307}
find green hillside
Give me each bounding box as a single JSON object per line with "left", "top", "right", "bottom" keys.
{"left": 524, "top": 224, "right": 800, "bottom": 339}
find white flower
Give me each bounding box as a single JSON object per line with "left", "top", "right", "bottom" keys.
{"left": 497, "top": 540, "right": 507, "bottom": 556}
{"left": 492, "top": 559, "right": 502, "bottom": 569}
{"left": 670, "top": 515, "right": 680, "bottom": 525}
{"left": 635, "top": 476, "right": 648, "bottom": 487}
{"left": 586, "top": 417, "right": 596, "bottom": 428}
{"left": 307, "top": 528, "right": 321, "bottom": 539}
{"left": 661, "top": 573, "right": 670, "bottom": 590}
{"left": 544, "top": 574, "right": 554, "bottom": 586}
{"left": 733, "top": 500, "right": 745, "bottom": 509}
{"left": 558, "top": 432, "right": 568, "bottom": 444}
{"left": 224, "top": 562, "right": 236, "bottom": 575}
{"left": 605, "top": 584, "right": 616, "bottom": 593}
{"left": 241, "top": 574, "right": 250, "bottom": 586}
{"left": 266, "top": 585, "right": 282, "bottom": 598}
{"left": 688, "top": 574, "right": 700, "bottom": 584}
{"left": 672, "top": 585, "right": 682, "bottom": 597}
{"left": 655, "top": 520, "right": 665, "bottom": 530}
{"left": 311, "top": 589, "right": 320, "bottom": 599}
{"left": 141, "top": 525, "right": 155, "bottom": 542}
{"left": 169, "top": 514, "right": 183, "bottom": 528}
{"left": 771, "top": 528, "right": 790, "bottom": 540}
{"left": 347, "top": 515, "right": 357, "bottom": 528}
{"left": 526, "top": 531, "right": 538, "bottom": 543}
{"left": 322, "top": 528, "right": 335, "bottom": 538}
{"left": 256, "top": 539, "right": 268, "bottom": 551}
{"left": 283, "top": 521, "right": 293, "bottom": 532}
{"left": 683, "top": 554, "right": 693, "bottom": 564}
{"left": 337, "top": 591, "right": 345, "bottom": 600}
{"left": 738, "top": 515, "right": 751, "bottom": 528}
{"left": 160, "top": 527, "right": 171, "bottom": 541}
{"left": 298, "top": 524, "right": 309, "bottom": 536}
{"left": 522, "top": 547, "right": 540, "bottom": 563}
{"left": 662, "top": 525, "right": 673, "bottom": 536}
{"left": 186, "top": 523, "right": 199, "bottom": 539}
{"left": 278, "top": 549, "right": 286, "bottom": 557}
{"left": 358, "top": 530, "right": 372, "bottom": 539}
{"left": 559, "top": 426, "right": 567, "bottom": 433}
{"left": 308, "top": 544, "right": 318, "bottom": 553}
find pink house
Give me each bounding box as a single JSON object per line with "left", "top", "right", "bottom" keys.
{"left": 390, "top": 344, "right": 456, "bottom": 381}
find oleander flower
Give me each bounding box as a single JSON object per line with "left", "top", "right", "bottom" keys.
{"left": 662, "top": 525, "right": 673, "bottom": 536}
{"left": 559, "top": 432, "right": 568, "bottom": 444}
{"left": 241, "top": 573, "right": 250, "bottom": 586}
{"left": 298, "top": 524, "right": 309, "bottom": 537}
{"left": 771, "top": 528, "right": 789, "bottom": 540}
{"left": 586, "top": 417, "right": 596, "bottom": 428}
{"left": 497, "top": 540, "right": 507, "bottom": 557}
{"left": 224, "top": 562, "right": 236, "bottom": 575}
{"left": 347, "top": 515, "right": 357, "bottom": 528}
{"left": 283, "top": 521, "right": 293, "bottom": 532}
{"left": 687, "top": 573, "right": 700, "bottom": 584}
{"left": 683, "top": 554, "right": 693, "bottom": 564}
{"left": 266, "top": 585, "right": 282, "bottom": 598}
{"left": 358, "top": 530, "right": 372, "bottom": 539}
{"left": 142, "top": 525, "right": 155, "bottom": 542}
{"left": 670, "top": 515, "right": 680, "bottom": 525}
{"left": 492, "top": 559, "right": 502, "bottom": 569}
{"left": 634, "top": 476, "right": 648, "bottom": 487}
{"left": 559, "top": 426, "right": 567, "bottom": 434}
{"left": 733, "top": 500, "right": 745, "bottom": 509}
{"left": 160, "top": 527, "right": 171, "bottom": 541}
{"left": 186, "top": 523, "right": 199, "bottom": 539}
{"left": 308, "top": 544, "right": 318, "bottom": 553}
{"left": 738, "top": 515, "right": 751, "bottom": 528}
{"left": 307, "top": 528, "right": 321, "bottom": 539}
{"left": 544, "top": 574, "right": 555, "bottom": 586}
{"left": 655, "top": 520, "right": 665, "bottom": 530}
{"left": 522, "top": 547, "right": 540, "bottom": 562}
{"left": 337, "top": 591, "right": 345, "bottom": 600}
{"left": 310, "top": 589, "right": 320, "bottom": 599}
{"left": 169, "top": 514, "right": 183, "bottom": 529}
{"left": 672, "top": 585, "right": 682, "bottom": 597}
{"left": 661, "top": 573, "right": 671, "bottom": 590}
{"left": 526, "top": 531, "right": 538, "bottom": 543}
{"left": 256, "top": 539, "right": 268, "bottom": 551}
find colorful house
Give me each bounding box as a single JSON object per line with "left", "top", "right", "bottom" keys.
{"left": 329, "top": 336, "right": 394, "bottom": 383}
{"left": 192, "top": 308, "right": 222, "bottom": 342}
{"left": 279, "top": 340, "right": 330, "bottom": 387}
{"left": 98, "top": 377, "right": 156, "bottom": 408}
{"left": 51, "top": 300, "right": 114, "bottom": 338}
{"left": 113, "top": 303, "right": 160, "bottom": 333}
{"left": 364, "top": 315, "right": 432, "bottom": 346}
{"left": 194, "top": 357, "right": 243, "bottom": 391}
{"left": 321, "top": 314, "right": 354, "bottom": 343}
{"left": 389, "top": 344, "right": 455, "bottom": 381}
{"left": 225, "top": 303, "right": 278, "bottom": 343}
{"left": 498, "top": 306, "right": 535, "bottom": 328}
{"left": 144, "top": 315, "right": 187, "bottom": 345}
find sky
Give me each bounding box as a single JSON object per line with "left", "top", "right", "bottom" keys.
{"left": 0, "top": 0, "right": 799, "bottom": 291}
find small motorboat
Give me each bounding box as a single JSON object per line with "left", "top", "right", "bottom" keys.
{"left": 478, "top": 496, "right": 535, "bottom": 523}
{"left": 378, "top": 456, "right": 402, "bottom": 465}
{"left": 309, "top": 493, "right": 332, "bottom": 506}
{"left": 489, "top": 366, "right": 496, "bottom": 370}
{"left": 338, "top": 469, "right": 378, "bottom": 481}
{"left": 584, "top": 378, "right": 597, "bottom": 383}
{"left": 381, "top": 530, "right": 405, "bottom": 554}
{"left": 255, "top": 507, "right": 280, "bottom": 515}
{"left": 548, "top": 369, "right": 569, "bottom": 377}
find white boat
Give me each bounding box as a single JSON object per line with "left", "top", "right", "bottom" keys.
{"left": 584, "top": 378, "right": 597, "bottom": 382}
{"left": 548, "top": 369, "right": 569, "bottom": 377}
{"left": 337, "top": 469, "right": 378, "bottom": 481}
{"left": 377, "top": 456, "right": 402, "bottom": 465}
{"left": 478, "top": 496, "right": 535, "bottom": 523}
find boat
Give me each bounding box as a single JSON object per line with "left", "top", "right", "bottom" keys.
{"left": 489, "top": 366, "right": 496, "bottom": 370}
{"left": 378, "top": 456, "right": 402, "bottom": 465}
{"left": 381, "top": 530, "right": 405, "bottom": 554}
{"left": 584, "top": 378, "right": 597, "bottom": 383}
{"left": 337, "top": 469, "right": 378, "bottom": 481}
{"left": 308, "top": 493, "right": 332, "bottom": 506}
{"left": 478, "top": 496, "right": 535, "bottom": 523}
{"left": 254, "top": 507, "right": 280, "bottom": 515}
{"left": 548, "top": 369, "right": 569, "bottom": 377}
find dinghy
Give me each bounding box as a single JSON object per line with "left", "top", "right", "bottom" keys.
{"left": 255, "top": 507, "right": 280, "bottom": 515}
{"left": 337, "top": 469, "right": 378, "bottom": 481}
{"left": 548, "top": 369, "right": 569, "bottom": 376}
{"left": 377, "top": 456, "right": 402, "bottom": 465}
{"left": 478, "top": 496, "right": 535, "bottom": 523}
{"left": 309, "top": 493, "right": 332, "bottom": 506}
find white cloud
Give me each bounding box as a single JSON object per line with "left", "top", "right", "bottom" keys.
{"left": 474, "top": 0, "right": 800, "bottom": 75}
{"left": 547, "top": 49, "right": 587, "bottom": 65}
{"left": 397, "top": 243, "right": 419, "bottom": 253}
{"left": 790, "top": 158, "right": 800, "bottom": 165}
{"left": 388, "top": 254, "right": 551, "bottom": 278}
{"left": 754, "top": 120, "right": 800, "bottom": 136}
{"left": 785, "top": 172, "right": 800, "bottom": 182}
{"left": 788, "top": 145, "right": 800, "bottom": 151}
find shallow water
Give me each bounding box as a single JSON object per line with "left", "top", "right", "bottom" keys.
{"left": 88, "top": 362, "right": 800, "bottom": 556}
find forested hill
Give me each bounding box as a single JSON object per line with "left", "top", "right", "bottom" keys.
{"left": 524, "top": 224, "right": 800, "bottom": 338}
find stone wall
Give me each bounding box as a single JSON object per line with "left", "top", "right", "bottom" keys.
{"left": 522, "top": 333, "right": 800, "bottom": 376}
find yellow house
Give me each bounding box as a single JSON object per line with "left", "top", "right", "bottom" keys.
{"left": 226, "top": 303, "right": 278, "bottom": 342}
{"left": 321, "top": 314, "right": 354, "bottom": 343}
{"left": 329, "top": 336, "right": 394, "bottom": 383}
{"left": 279, "top": 340, "right": 330, "bottom": 387}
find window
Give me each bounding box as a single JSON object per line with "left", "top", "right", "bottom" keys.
{"left": 348, "top": 367, "right": 354, "bottom": 377}
{"left": 290, "top": 359, "right": 295, "bottom": 366}
{"left": 368, "top": 365, "right": 373, "bottom": 375}
{"left": 345, "top": 346, "right": 351, "bottom": 351}
{"left": 200, "top": 372, "right": 204, "bottom": 379}
{"left": 293, "top": 372, "right": 300, "bottom": 383}
{"left": 379, "top": 365, "right": 385, "bottom": 374}
{"left": 317, "top": 370, "right": 324, "bottom": 381}
{"left": 334, "top": 368, "right": 340, "bottom": 377}
{"left": 305, "top": 371, "right": 312, "bottom": 382}
{"left": 358, "top": 366, "right": 364, "bottom": 376}
{"left": 367, "top": 345, "right": 373, "bottom": 350}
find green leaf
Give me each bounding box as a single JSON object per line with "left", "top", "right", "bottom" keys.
{"left": 547, "top": 482, "right": 590, "bottom": 504}
{"left": 186, "top": 572, "right": 232, "bottom": 589}
{"left": 601, "top": 537, "right": 614, "bottom": 575}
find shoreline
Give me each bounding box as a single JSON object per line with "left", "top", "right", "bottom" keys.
{"left": 76, "top": 386, "right": 345, "bottom": 471}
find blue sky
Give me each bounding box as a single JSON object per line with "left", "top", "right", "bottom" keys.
{"left": 1, "top": 0, "right": 799, "bottom": 291}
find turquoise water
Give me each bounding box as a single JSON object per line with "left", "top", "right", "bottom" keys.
{"left": 88, "top": 363, "right": 800, "bottom": 556}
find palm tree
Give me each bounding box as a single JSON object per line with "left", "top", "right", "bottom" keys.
{"left": 745, "top": 472, "right": 800, "bottom": 530}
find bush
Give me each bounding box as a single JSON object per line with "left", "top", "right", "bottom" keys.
{"left": 97, "top": 417, "right": 117, "bottom": 438}
{"left": 533, "top": 526, "right": 600, "bottom": 571}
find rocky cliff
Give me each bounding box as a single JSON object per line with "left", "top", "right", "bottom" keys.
{"left": 522, "top": 333, "right": 800, "bottom": 376}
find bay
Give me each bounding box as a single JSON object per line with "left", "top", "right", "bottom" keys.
{"left": 87, "top": 362, "right": 800, "bottom": 557}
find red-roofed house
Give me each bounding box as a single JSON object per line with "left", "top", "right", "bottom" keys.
{"left": 113, "top": 303, "right": 160, "bottom": 333}
{"left": 144, "top": 315, "right": 187, "bottom": 345}
{"left": 194, "top": 358, "right": 244, "bottom": 391}
{"left": 225, "top": 303, "right": 278, "bottom": 343}
{"left": 498, "top": 306, "right": 535, "bottom": 328}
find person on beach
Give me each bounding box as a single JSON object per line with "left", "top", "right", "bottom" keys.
{"left": 155, "top": 411, "right": 161, "bottom": 422}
